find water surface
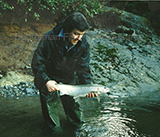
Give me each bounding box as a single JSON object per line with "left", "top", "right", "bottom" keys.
{"left": 0, "top": 93, "right": 159, "bottom": 137}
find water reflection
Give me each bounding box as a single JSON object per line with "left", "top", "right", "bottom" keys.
{"left": 78, "top": 97, "right": 137, "bottom": 137}
{"left": 79, "top": 94, "right": 159, "bottom": 137}
{"left": 0, "top": 93, "right": 159, "bottom": 137}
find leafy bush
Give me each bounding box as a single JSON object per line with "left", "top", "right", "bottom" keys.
{"left": 0, "top": 0, "right": 102, "bottom": 21}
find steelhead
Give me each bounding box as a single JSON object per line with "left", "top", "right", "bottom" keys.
{"left": 56, "top": 84, "right": 110, "bottom": 101}
{"left": 47, "top": 84, "right": 110, "bottom": 127}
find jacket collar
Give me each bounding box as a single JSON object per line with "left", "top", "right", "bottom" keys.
{"left": 58, "top": 28, "right": 64, "bottom": 38}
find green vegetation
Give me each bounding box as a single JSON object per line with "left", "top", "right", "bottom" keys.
{"left": 0, "top": 1, "right": 159, "bottom": 35}
{"left": 95, "top": 42, "right": 118, "bottom": 61}
{"left": 0, "top": 0, "right": 102, "bottom": 21}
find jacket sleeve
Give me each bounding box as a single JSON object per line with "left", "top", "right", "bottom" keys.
{"left": 76, "top": 42, "right": 91, "bottom": 84}
{"left": 31, "top": 36, "right": 50, "bottom": 90}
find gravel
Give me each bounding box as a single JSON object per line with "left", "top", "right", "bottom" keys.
{"left": 0, "top": 82, "right": 39, "bottom": 99}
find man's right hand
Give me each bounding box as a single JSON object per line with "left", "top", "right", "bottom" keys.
{"left": 46, "top": 80, "right": 60, "bottom": 92}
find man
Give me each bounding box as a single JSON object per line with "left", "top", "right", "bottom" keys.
{"left": 31, "top": 12, "right": 97, "bottom": 128}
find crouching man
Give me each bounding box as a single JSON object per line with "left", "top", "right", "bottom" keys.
{"left": 31, "top": 12, "right": 97, "bottom": 129}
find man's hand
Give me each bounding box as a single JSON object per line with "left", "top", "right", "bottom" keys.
{"left": 46, "top": 80, "right": 59, "bottom": 92}
{"left": 86, "top": 92, "right": 98, "bottom": 98}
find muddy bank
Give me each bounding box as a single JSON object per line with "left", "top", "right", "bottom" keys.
{"left": 0, "top": 23, "right": 55, "bottom": 71}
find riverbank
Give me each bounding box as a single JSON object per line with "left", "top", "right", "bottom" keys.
{"left": 0, "top": 6, "right": 160, "bottom": 97}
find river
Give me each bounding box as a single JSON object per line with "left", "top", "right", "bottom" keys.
{"left": 0, "top": 92, "right": 160, "bottom": 137}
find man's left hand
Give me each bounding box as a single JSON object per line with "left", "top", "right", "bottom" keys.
{"left": 86, "top": 92, "right": 98, "bottom": 98}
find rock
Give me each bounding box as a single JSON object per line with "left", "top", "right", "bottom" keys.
{"left": 4, "top": 85, "right": 9, "bottom": 90}
{"left": 0, "top": 74, "right": 3, "bottom": 79}
{"left": 24, "top": 65, "right": 32, "bottom": 69}
{"left": 0, "top": 81, "right": 39, "bottom": 99}
{"left": 25, "top": 88, "right": 34, "bottom": 94}
{"left": 86, "top": 26, "right": 160, "bottom": 95}
{"left": 20, "top": 82, "right": 27, "bottom": 85}
{"left": 93, "top": 6, "right": 155, "bottom": 37}
{"left": 114, "top": 26, "right": 134, "bottom": 35}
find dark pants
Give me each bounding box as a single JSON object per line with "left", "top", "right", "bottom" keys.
{"left": 40, "top": 91, "right": 84, "bottom": 128}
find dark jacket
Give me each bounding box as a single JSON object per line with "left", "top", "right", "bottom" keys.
{"left": 31, "top": 22, "right": 91, "bottom": 91}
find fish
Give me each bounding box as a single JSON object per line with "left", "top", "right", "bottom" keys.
{"left": 56, "top": 84, "right": 110, "bottom": 102}
{"left": 47, "top": 84, "right": 110, "bottom": 127}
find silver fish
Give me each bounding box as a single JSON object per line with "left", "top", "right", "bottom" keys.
{"left": 47, "top": 84, "right": 110, "bottom": 127}
{"left": 56, "top": 84, "right": 110, "bottom": 101}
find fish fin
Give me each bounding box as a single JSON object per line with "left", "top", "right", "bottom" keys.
{"left": 97, "top": 95, "right": 100, "bottom": 102}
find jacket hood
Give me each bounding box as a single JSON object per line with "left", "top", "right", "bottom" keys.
{"left": 52, "top": 20, "right": 65, "bottom": 35}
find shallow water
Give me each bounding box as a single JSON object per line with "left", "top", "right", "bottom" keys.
{"left": 0, "top": 93, "right": 160, "bottom": 137}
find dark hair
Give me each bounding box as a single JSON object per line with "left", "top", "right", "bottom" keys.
{"left": 63, "top": 12, "right": 90, "bottom": 33}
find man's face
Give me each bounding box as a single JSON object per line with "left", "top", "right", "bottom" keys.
{"left": 70, "top": 29, "right": 85, "bottom": 45}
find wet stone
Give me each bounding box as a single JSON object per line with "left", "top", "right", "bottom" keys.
{"left": 0, "top": 82, "right": 39, "bottom": 99}
{"left": 0, "top": 74, "right": 3, "bottom": 79}
{"left": 20, "top": 82, "right": 27, "bottom": 85}
{"left": 25, "top": 88, "right": 35, "bottom": 94}
{"left": 4, "top": 85, "right": 9, "bottom": 90}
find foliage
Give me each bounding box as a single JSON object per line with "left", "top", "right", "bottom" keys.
{"left": 0, "top": 0, "right": 102, "bottom": 21}
{"left": 95, "top": 42, "right": 118, "bottom": 62}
